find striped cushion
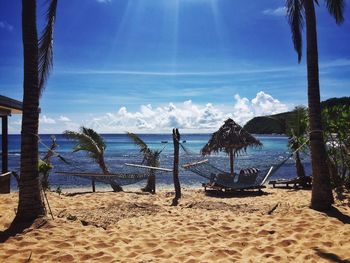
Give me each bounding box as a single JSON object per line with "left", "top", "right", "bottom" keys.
{"left": 239, "top": 168, "right": 260, "bottom": 175}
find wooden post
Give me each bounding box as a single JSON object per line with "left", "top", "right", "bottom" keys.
{"left": 172, "top": 128, "right": 181, "bottom": 206}
{"left": 92, "top": 178, "right": 95, "bottom": 192}
{"left": 229, "top": 148, "right": 234, "bottom": 177}
{"left": 0, "top": 116, "right": 10, "bottom": 194}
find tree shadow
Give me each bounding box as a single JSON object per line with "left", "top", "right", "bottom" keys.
{"left": 0, "top": 217, "right": 48, "bottom": 244}
{"left": 314, "top": 248, "right": 350, "bottom": 263}
{"left": 285, "top": 187, "right": 312, "bottom": 192}
{"left": 324, "top": 206, "right": 350, "bottom": 224}
{"left": 63, "top": 190, "right": 150, "bottom": 197}
{"left": 205, "top": 189, "right": 270, "bottom": 199}
{"left": 0, "top": 220, "right": 34, "bottom": 243}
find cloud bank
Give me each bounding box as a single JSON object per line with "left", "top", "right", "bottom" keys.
{"left": 31, "top": 91, "right": 289, "bottom": 134}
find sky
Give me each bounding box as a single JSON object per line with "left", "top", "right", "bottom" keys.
{"left": 0, "top": 0, "right": 349, "bottom": 133}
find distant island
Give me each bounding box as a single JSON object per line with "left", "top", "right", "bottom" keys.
{"left": 243, "top": 97, "right": 350, "bottom": 134}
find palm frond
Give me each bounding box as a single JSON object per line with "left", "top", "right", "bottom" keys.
{"left": 82, "top": 127, "right": 107, "bottom": 151}
{"left": 324, "top": 0, "right": 345, "bottom": 24}
{"left": 286, "top": 0, "right": 304, "bottom": 63}
{"left": 126, "top": 132, "right": 149, "bottom": 155}
{"left": 38, "top": 0, "right": 58, "bottom": 95}
{"left": 63, "top": 129, "right": 102, "bottom": 158}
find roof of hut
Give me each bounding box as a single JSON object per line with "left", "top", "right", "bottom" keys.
{"left": 201, "top": 118, "right": 262, "bottom": 156}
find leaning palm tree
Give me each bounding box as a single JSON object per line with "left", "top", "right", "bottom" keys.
{"left": 286, "top": 106, "right": 309, "bottom": 180}
{"left": 286, "top": 0, "right": 345, "bottom": 210}
{"left": 64, "top": 127, "right": 123, "bottom": 192}
{"left": 14, "top": 0, "right": 58, "bottom": 223}
{"left": 127, "top": 132, "right": 162, "bottom": 194}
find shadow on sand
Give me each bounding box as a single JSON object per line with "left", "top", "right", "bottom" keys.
{"left": 204, "top": 190, "right": 270, "bottom": 199}
{"left": 324, "top": 206, "right": 350, "bottom": 224}
{"left": 0, "top": 218, "right": 47, "bottom": 244}
{"left": 314, "top": 247, "right": 350, "bottom": 263}
{"left": 63, "top": 190, "right": 151, "bottom": 197}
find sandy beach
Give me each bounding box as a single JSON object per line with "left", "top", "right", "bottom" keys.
{"left": 1, "top": 187, "right": 350, "bottom": 262}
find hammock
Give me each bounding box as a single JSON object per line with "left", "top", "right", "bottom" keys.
{"left": 180, "top": 141, "right": 307, "bottom": 190}
{"left": 56, "top": 164, "right": 172, "bottom": 187}
{"left": 182, "top": 159, "right": 282, "bottom": 190}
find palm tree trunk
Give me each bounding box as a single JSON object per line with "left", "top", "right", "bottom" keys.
{"left": 15, "top": 0, "right": 45, "bottom": 222}
{"left": 230, "top": 149, "right": 235, "bottom": 177}
{"left": 172, "top": 128, "right": 181, "bottom": 206}
{"left": 99, "top": 155, "right": 123, "bottom": 192}
{"left": 141, "top": 175, "right": 155, "bottom": 194}
{"left": 99, "top": 156, "right": 109, "bottom": 175}
{"left": 304, "top": 0, "right": 334, "bottom": 210}
{"left": 295, "top": 151, "right": 306, "bottom": 178}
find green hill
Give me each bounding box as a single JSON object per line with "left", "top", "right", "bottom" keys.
{"left": 243, "top": 97, "right": 350, "bottom": 134}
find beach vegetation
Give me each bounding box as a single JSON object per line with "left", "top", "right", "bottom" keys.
{"left": 127, "top": 132, "right": 162, "bottom": 194}
{"left": 38, "top": 160, "right": 53, "bottom": 191}
{"left": 55, "top": 186, "right": 62, "bottom": 196}
{"left": 286, "top": 0, "right": 345, "bottom": 210}
{"left": 15, "top": 0, "right": 58, "bottom": 222}
{"left": 323, "top": 105, "right": 350, "bottom": 191}
{"left": 39, "top": 135, "right": 59, "bottom": 190}
{"left": 243, "top": 97, "right": 350, "bottom": 135}
{"left": 64, "top": 127, "right": 123, "bottom": 192}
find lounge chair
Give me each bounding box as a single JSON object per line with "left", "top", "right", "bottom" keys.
{"left": 202, "top": 167, "right": 273, "bottom": 193}
{"left": 268, "top": 176, "right": 312, "bottom": 189}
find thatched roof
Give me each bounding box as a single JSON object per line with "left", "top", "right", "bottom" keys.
{"left": 201, "top": 118, "right": 262, "bottom": 156}
{"left": 0, "top": 95, "right": 22, "bottom": 116}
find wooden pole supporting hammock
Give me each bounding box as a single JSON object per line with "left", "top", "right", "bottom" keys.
{"left": 172, "top": 128, "right": 181, "bottom": 206}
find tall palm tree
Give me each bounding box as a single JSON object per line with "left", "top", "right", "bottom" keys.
{"left": 14, "top": 0, "right": 58, "bottom": 222}
{"left": 64, "top": 127, "right": 123, "bottom": 192}
{"left": 286, "top": 0, "right": 345, "bottom": 210}
{"left": 126, "top": 132, "right": 162, "bottom": 194}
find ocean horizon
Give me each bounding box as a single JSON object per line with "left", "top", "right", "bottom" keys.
{"left": 2, "top": 133, "right": 311, "bottom": 191}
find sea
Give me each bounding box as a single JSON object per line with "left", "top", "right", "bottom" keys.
{"left": 2, "top": 134, "right": 311, "bottom": 191}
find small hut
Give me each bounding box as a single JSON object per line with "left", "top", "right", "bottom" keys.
{"left": 0, "top": 95, "right": 23, "bottom": 193}
{"left": 201, "top": 118, "right": 262, "bottom": 178}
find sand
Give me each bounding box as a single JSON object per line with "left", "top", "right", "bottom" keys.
{"left": 1, "top": 187, "right": 350, "bottom": 262}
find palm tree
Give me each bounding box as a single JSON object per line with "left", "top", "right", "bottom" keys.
{"left": 14, "top": 0, "right": 58, "bottom": 223}
{"left": 64, "top": 127, "right": 123, "bottom": 192}
{"left": 286, "top": 107, "right": 309, "bottom": 181}
{"left": 127, "top": 132, "right": 162, "bottom": 194}
{"left": 286, "top": 0, "right": 345, "bottom": 210}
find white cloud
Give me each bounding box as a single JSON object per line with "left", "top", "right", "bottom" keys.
{"left": 79, "top": 92, "right": 288, "bottom": 133}
{"left": 40, "top": 115, "right": 56, "bottom": 124}
{"left": 12, "top": 92, "right": 288, "bottom": 134}
{"left": 262, "top": 7, "right": 286, "bottom": 16}
{"left": 232, "top": 91, "right": 289, "bottom": 124}
{"left": 0, "top": 21, "right": 14, "bottom": 31}
{"left": 96, "top": 0, "right": 112, "bottom": 3}
{"left": 82, "top": 100, "right": 228, "bottom": 133}
{"left": 58, "top": 116, "right": 71, "bottom": 122}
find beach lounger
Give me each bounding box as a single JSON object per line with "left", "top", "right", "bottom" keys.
{"left": 268, "top": 176, "right": 312, "bottom": 189}
{"left": 202, "top": 167, "right": 273, "bottom": 193}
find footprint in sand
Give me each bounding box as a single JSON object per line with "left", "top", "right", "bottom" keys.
{"left": 279, "top": 239, "right": 297, "bottom": 247}
{"left": 54, "top": 254, "right": 75, "bottom": 261}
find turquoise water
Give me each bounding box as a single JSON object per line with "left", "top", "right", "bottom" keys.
{"left": 2, "top": 134, "right": 311, "bottom": 191}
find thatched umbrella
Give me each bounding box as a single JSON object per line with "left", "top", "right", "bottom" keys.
{"left": 201, "top": 118, "right": 262, "bottom": 177}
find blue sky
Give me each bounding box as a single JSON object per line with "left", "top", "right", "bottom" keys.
{"left": 0, "top": 0, "right": 349, "bottom": 133}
